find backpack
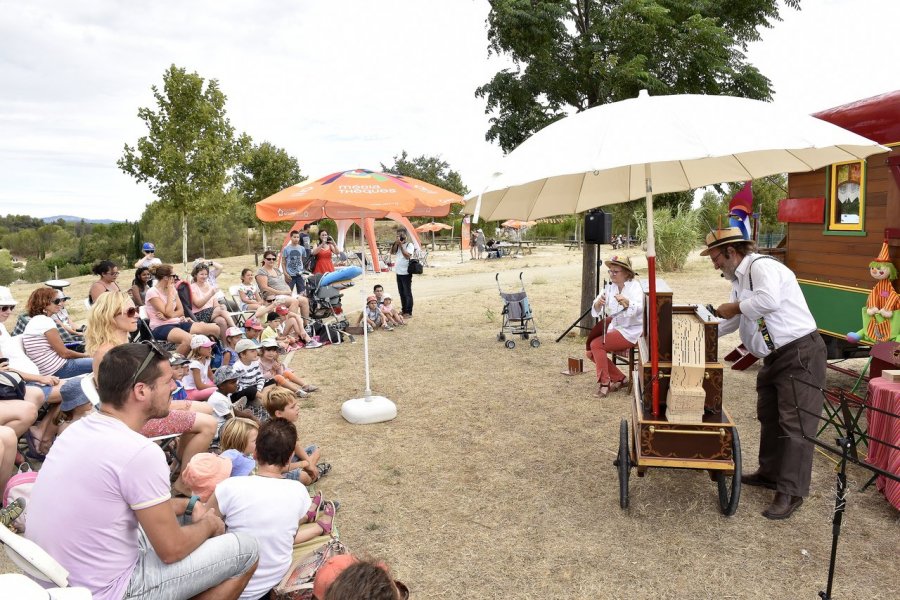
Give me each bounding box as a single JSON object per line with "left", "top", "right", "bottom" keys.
{"left": 3, "top": 469, "right": 37, "bottom": 533}
{"left": 312, "top": 321, "right": 341, "bottom": 344}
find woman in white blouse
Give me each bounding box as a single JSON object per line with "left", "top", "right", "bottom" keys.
{"left": 585, "top": 256, "right": 644, "bottom": 397}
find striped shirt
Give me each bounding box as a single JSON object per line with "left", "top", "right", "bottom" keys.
{"left": 22, "top": 315, "right": 66, "bottom": 375}
{"left": 232, "top": 359, "right": 264, "bottom": 392}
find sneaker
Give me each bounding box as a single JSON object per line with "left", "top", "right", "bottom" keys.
{"left": 384, "top": 325, "right": 394, "bottom": 331}
{"left": 304, "top": 339, "right": 323, "bottom": 349}
{"left": 295, "top": 388, "right": 310, "bottom": 398}
{"left": 302, "top": 384, "right": 320, "bottom": 393}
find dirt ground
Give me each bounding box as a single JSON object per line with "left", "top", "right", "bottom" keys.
{"left": 3, "top": 245, "right": 898, "bottom": 599}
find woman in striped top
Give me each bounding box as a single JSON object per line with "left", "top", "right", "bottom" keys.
{"left": 22, "top": 288, "right": 92, "bottom": 378}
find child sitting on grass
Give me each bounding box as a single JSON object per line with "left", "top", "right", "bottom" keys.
{"left": 380, "top": 294, "right": 405, "bottom": 327}
{"left": 222, "top": 326, "right": 244, "bottom": 367}
{"left": 206, "top": 365, "right": 256, "bottom": 441}
{"left": 264, "top": 311, "right": 323, "bottom": 350}
{"left": 218, "top": 417, "right": 260, "bottom": 477}
{"left": 203, "top": 418, "right": 338, "bottom": 600}
{"left": 258, "top": 339, "right": 320, "bottom": 398}
{"left": 263, "top": 387, "right": 331, "bottom": 485}
{"left": 357, "top": 295, "right": 393, "bottom": 332}
{"left": 231, "top": 338, "right": 270, "bottom": 422}
{"left": 182, "top": 334, "right": 218, "bottom": 400}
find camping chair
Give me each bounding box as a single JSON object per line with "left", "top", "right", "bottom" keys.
{"left": 0, "top": 526, "right": 90, "bottom": 598}
{"left": 415, "top": 249, "right": 430, "bottom": 267}
{"left": 227, "top": 286, "right": 255, "bottom": 326}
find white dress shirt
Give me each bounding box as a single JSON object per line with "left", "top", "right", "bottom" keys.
{"left": 591, "top": 279, "right": 644, "bottom": 344}
{"left": 717, "top": 253, "right": 817, "bottom": 358}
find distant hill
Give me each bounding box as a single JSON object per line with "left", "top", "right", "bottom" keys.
{"left": 42, "top": 215, "right": 123, "bottom": 224}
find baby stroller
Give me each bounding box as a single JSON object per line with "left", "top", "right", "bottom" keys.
{"left": 496, "top": 272, "right": 539, "bottom": 349}
{"left": 303, "top": 267, "right": 362, "bottom": 342}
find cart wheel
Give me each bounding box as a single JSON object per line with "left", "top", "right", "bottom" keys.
{"left": 523, "top": 332, "right": 529, "bottom": 339}
{"left": 614, "top": 418, "right": 631, "bottom": 509}
{"left": 716, "top": 427, "right": 742, "bottom": 516}
{"left": 497, "top": 333, "right": 506, "bottom": 342}
{"left": 504, "top": 340, "right": 516, "bottom": 349}
{"left": 530, "top": 338, "right": 541, "bottom": 348}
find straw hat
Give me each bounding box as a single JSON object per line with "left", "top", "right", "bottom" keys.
{"left": 699, "top": 227, "right": 747, "bottom": 256}
{"left": 603, "top": 255, "right": 636, "bottom": 276}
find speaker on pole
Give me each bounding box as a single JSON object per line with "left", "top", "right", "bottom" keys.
{"left": 584, "top": 211, "right": 612, "bottom": 244}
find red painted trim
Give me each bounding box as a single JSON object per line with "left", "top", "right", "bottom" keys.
{"left": 777, "top": 197, "right": 825, "bottom": 223}
{"left": 648, "top": 256, "right": 659, "bottom": 417}
{"left": 812, "top": 90, "right": 900, "bottom": 144}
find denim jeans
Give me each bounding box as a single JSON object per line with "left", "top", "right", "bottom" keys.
{"left": 54, "top": 357, "right": 94, "bottom": 379}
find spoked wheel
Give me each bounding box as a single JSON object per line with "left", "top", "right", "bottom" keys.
{"left": 613, "top": 418, "right": 631, "bottom": 509}
{"left": 530, "top": 338, "right": 541, "bottom": 348}
{"left": 505, "top": 340, "right": 516, "bottom": 349}
{"left": 716, "top": 427, "right": 742, "bottom": 516}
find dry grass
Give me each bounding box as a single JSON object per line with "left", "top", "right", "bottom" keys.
{"left": 3, "top": 247, "right": 898, "bottom": 599}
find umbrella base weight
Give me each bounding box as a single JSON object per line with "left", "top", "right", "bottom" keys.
{"left": 341, "top": 395, "right": 398, "bottom": 424}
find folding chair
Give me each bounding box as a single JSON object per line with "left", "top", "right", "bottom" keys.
{"left": 0, "top": 526, "right": 91, "bottom": 598}
{"left": 228, "top": 286, "right": 255, "bottom": 326}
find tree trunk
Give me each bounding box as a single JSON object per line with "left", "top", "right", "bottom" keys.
{"left": 182, "top": 212, "right": 188, "bottom": 274}
{"left": 262, "top": 226, "right": 268, "bottom": 252}
{"left": 579, "top": 240, "right": 598, "bottom": 337}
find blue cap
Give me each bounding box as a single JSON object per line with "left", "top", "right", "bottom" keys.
{"left": 142, "top": 242, "right": 156, "bottom": 252}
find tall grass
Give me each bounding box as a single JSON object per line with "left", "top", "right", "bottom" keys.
{"left": 636, "top": 207, "right": 699, "bottom": 272}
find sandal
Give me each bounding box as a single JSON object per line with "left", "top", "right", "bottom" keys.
{"left": 609, "top": 379, "right": 627, "bottom": 392}
{"left": 0, "top": 498, "right": 25, "bottom": 527}
{"left": 306, "top": 490, "right": 324, "bottom": 522}
{"left": 316, "top": 500, "right": 336, "bottom": 535}
{"left": 23, "top": 431, "right": 47, "bottom": 461}
{"left": 302, "top": 384, "right": 319, "bottom": 393}
{"left": 316, "top": 463, "right": 332, "bottom": 479}
{"left": 596, "top": 383, "right": 610, "bottom": 398}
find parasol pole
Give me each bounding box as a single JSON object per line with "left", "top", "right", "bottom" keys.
{"left": 645, "top": 164, "right": 660, "bottom": 417}
{"left": 359, "top": 217, "right": 372, "bottom": 396}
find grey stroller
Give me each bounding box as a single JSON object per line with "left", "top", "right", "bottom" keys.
{"left": 496, "top": 272, "right": 539, "bottom": 349}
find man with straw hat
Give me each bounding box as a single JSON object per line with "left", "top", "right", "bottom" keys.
{"left": 585, "top": 256, "right": 643, "bottom": 397}
{"left": 703, "top": 227, "right": 826, "bottom": 520}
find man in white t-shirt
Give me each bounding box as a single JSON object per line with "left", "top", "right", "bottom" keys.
{"left": 27, "top": 343, "right": 259, "bottom": 600}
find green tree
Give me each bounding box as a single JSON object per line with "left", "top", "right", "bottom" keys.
{"left": 233, "top": 141, "right": 303, "bottom": 247}
{"left": 381, "top": 151, "right": 470, "bottom": 198}
{"left": 118, "top": 64, "right": 251, "bottom": 268}
{"left": 477, "top": 0, "right": 798, "bottom": 152}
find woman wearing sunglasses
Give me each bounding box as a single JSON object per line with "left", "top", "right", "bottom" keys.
{"left": 145, "top": 264, "right": 220, "bottom": 357}
{"left": 255, "top": 251, "right": 311, "bottom": 322}
{"left": 86, "top": 292, "right": 216, "bottom": 497}
{"left": 88, "top": 260, "right": 121, "bottom": 305}
{"left": 22, "top": 288, "right": 92, "bottom": 379}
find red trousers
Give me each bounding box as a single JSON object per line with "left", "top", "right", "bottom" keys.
{"left": 586, "top": 318, "right": 634, "bottom": 384}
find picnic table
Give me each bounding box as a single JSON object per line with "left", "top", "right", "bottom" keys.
{"left": 435, "top": 239, "right": 458, "bottom": 251}
{"left": 566, "top": 240, "right": 582, "bottom": 250}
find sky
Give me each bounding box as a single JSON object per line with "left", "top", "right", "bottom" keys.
{"left": 1, "top": 0, "right": 898, "bottom": 222}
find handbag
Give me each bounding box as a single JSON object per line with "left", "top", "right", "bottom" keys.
{"left": 0, "top": 371, "right": 26, "bottom": 400}
{"left": 407, "top": 257, "right": 423, "bottom": 275}
{"left": 272, "top": 536, "right": 349, "bottom": 600}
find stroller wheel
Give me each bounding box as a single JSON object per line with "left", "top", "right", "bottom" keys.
{"left": 505, "top": 340, "right": 516, "bottom": 349}
{"left": 497, "top": 333, "right": 506, "bottom": 342}
{"left": 348, "top": 335, "right": 356, "bottom": 343}
{"left": 530, "top": 338, "right": 541, "bottom": 348}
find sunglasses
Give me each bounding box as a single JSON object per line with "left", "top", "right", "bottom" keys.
{"left": 0, "top": 306, "right": 13, "bottom": 312}
{"left": 264, "top": 257, "right": 276, "bottom": 261}
{"left": 131, "top": 341, "right": 171, "bottom": 387}
{"left": 52, "top": 298, "right": 65, "bottom": 305}
{"left": 116, "top": 307, "right": 139, "bottom": 318}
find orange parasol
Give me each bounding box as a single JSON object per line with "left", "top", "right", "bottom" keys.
{"left": 501, "top": 219, "right": 537, "bottom": 229}
{"left": 415, "top": 222, "right": 453, "bottom": 233}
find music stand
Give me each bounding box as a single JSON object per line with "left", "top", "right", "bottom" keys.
{"left": 790, "top": 376, "right": 900, "bottom": 600}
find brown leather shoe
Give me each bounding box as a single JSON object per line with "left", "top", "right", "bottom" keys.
{"left": 742, "top": 470, "right": 777, "bottom": 490}
{"left": 762, "top": 492, "right": 803, "bottom": 520}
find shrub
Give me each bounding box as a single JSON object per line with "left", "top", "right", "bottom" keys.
{"left": 636, "top": 207, "right": 699, "bottom": 272}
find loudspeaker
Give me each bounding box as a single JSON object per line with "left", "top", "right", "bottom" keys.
{"left": 584, "top": 211, "right": 612, "bottom": 244}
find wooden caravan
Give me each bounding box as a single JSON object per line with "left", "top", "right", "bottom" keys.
{"left": 773, "top": 90, "right": 900, "bottom": 356}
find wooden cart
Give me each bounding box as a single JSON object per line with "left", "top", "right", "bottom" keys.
{"left": 614, "top": 283, "right": 742, "bottom": 515}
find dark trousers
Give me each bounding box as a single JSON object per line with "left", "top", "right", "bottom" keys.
{"left": 756, "top": 332, "right": 826, "bottom": 497}
{"left": 288, "top": 274, "right": 305, "bottom": 294}
{"left": 396, "top": 273, "right": 413, "bottom": 315}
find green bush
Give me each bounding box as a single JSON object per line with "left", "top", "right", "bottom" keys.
{"left": 636, "top": 207, "right": 699, "bottom": 272}
{"left": 23, "top": 261, "right": 51, "bottom": 283}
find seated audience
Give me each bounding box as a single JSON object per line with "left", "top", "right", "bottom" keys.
{"left": 194, "top": 258, "right": 224, "bottom": 288}
{"left": 88, "top": 260, "right": 121, "bottom": 305}
{"left": 243, "top": 316, "right": 264, "bottom": 343}
{"left": 357, "top": 296, "right": 393, "bottom": 331}
{"left": 86, "top": 292, "right": 217, "bottom": 497}
{"left": 145, "top": 264, "right": 219, "bottom": 356}
{"left": 190, "top": 262, "right": 235, "bottom": 340}
{"left": 50, "top": 291, "right": 85, "bottom": 346}
{"left": 255, "top": 250, "right": 311, "bottom": 321}
{"left": 27, "top": 343, "right": 259, "bottom": 600}
{"left": 222, "top": 326, "right": 243, "bottom": 367}
{"left": 183, "top": 335, "right": 218, "bottom": 401}
{"left": 237, "top": 268, "right": 273, "bottom": 318}
{"left": 22, "top": 287, "right": 92, "bottom": 378}
{"left": 258, "top": 339, "right": 319, "bottom": 398}
{"left": 231, "top": 339, "right": 269, "bottom": 421}
{"left": 205, "top": 418, "right": 336, "bottom": 600}
{"left": 317, "top": 557, "right": 408, "bottom": 600}
{"left": 380, "top": 294, "right": 405, "bottom": 327}
{"left": 130, "top": 266, "right": 153, "bottom": 307}
{"left": 263, "top": 387, "right": 328, "bottom": 485}
{"left": 219, "top": 417, "right": 260, "bottom": 476}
